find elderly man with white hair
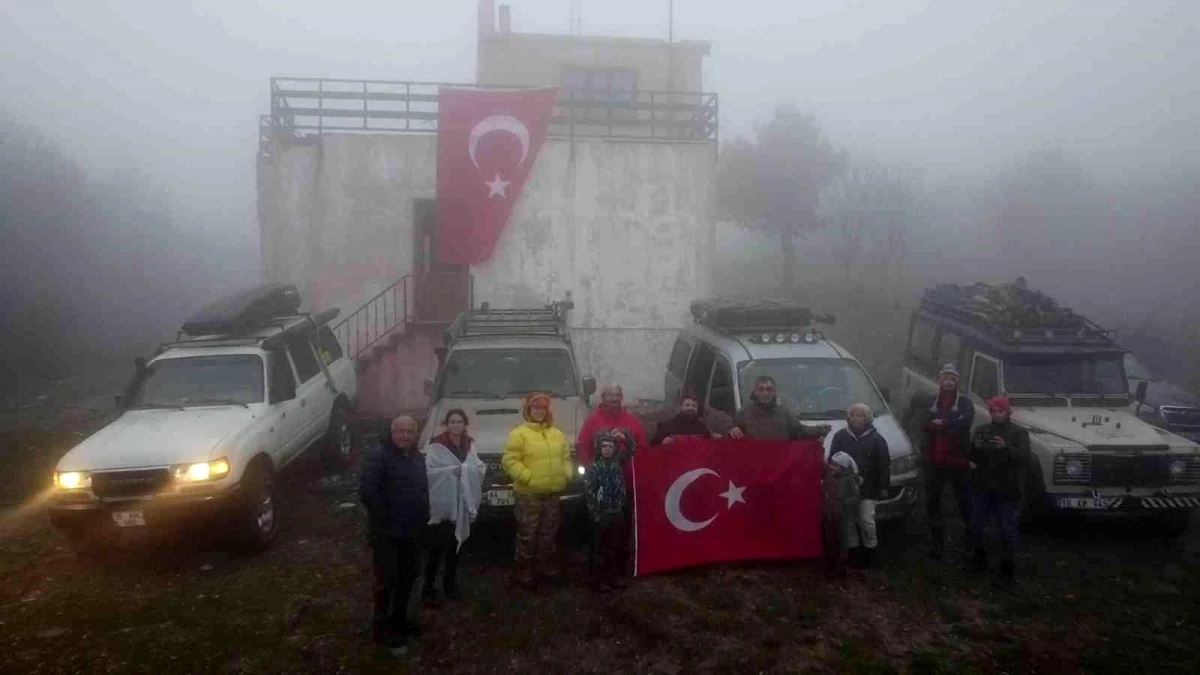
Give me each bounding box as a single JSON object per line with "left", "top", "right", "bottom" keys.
{"left": 828, "top": 403, "right": 891, "bottom": 567}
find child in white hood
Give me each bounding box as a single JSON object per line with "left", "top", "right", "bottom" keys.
{"left": 822, "top": 451, "right": 863, "bottom": 578}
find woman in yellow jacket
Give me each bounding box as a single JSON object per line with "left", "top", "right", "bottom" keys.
{"left": 502, "top": 392, "right": 573, "bottom": 587}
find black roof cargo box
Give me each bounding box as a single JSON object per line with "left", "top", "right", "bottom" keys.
{"left": 182, "top": 284, "right": 302, "bottom": 336}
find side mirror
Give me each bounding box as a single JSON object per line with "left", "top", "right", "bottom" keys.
{"left": 1135, "top": 381, "right": 1148, "bottom": 404}
{"left": 583, "top": 376, "right": 597, "bottom": 397}
{"left": 879, "top": 386, "right": 892, "bottom": 403}
{"left": 424, "top": 378, "right": 434, "bottom": 397}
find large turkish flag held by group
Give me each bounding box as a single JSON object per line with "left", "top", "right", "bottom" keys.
{"left": 633, "top": 438, "right": 825, "bottom": 576}
{"left": 435, "top": 86, "right": 559, "bottom": 266}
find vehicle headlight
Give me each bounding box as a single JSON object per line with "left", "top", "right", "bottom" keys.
{"left": 172, "top": 458, "right": 231, "bottom": 482}
{"left": 577, "top": 466, "right": 586, "bottom": 476}
{"left": 1065, "top": 459, "right": 1084, "bottom": 477}
{"left": 1170, "top": 459, "right": 1188, "bottom": 478}
{"left": 890, "top": 454, "right": 917, "bottom": 475}
{"left": 55, "top": 471, "right": 92, "bottom": 490}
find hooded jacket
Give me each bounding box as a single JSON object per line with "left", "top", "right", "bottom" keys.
{"left": 360, "top": 434, "right": 430, "bottom": 541}
{"left": 576, "top": 404, "right": 647, "bottom": 465}
{"left": 585, "top": 433, "right": 628, "bottom": 523}
{"left": 502, "top": 395, "right": 573, "bottom": 496}
{"left": 829, "top": 425, "right": 891, "bottom": 500}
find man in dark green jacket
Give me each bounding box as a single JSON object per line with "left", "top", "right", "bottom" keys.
{"left": 969, "top": 396, "right": 1029, "bottom": 586}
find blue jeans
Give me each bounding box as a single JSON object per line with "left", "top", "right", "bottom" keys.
{"left": 970, "top": 491, "right": 1018, "bottom": 563}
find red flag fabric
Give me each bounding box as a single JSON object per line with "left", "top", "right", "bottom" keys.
{"left": 633, "top": 437, "right": 825, "bottom": 576}
{"left": 435, "top": 87, "right": 559, "bottom": 265}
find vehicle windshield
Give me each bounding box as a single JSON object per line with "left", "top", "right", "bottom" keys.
{"left": 130, "top": 355, "right": 265, "bottom": 407}
{"left": 1004, "top": 354, "right": 1127, "bottom": 397}
{"left": 737, "top": 358, "right": 888, "bottom": 420}
{"left": 438, "top": 349, "right": 578, "bottom": 399}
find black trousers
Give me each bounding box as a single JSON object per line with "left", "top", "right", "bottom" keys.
{"left": 371, "top": 537, "right": 420, "bottom": 633}
{"left": 423, "top": 521, "right": 459, "bottom": 594}
{"left": 925, "top": 466, "right": 973, "bottom": 543}
{"left": 589, "top": 518, "right": 625, "bottom": 582}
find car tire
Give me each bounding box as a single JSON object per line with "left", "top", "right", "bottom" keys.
{"left": 322, "top": 402, "right": 357, "bottom": 470}
{"left": 234, "top": 463, "right": 278, "bottom": 552}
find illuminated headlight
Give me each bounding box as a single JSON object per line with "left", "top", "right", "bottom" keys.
{"left": 890, "top": 454, "right": 917, "bottom": 475}
{"left": 1170, "top": 459, "right": 1188, "bottom": 478}
{"left": 577, "top": 466, "right": 586, "bottom": 476}
{"left": 172, "top": 458, "right": 231, "bottom": 482}
{"left": 1065, "top": 459, "right": 1084, "bottom": 478}
{"left": 55, "top": 471, "right": 92, "bottom": 490}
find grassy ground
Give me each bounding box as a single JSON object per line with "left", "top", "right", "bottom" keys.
{"left": 2, "top": 417, "right": 1198, "bottom": 674}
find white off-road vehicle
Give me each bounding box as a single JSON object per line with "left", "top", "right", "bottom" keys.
{"left": 419, "top": 301, "right": 596, "bottom": 517}
{"left": 48, "top": 284, "right": 358, "bottom": 554}
{"left": 899, "top": 281, "right": 1200, "bottom": 536}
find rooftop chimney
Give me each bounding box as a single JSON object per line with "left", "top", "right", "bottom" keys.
{"left": 498, "top": 4, "right": 512, "bottom": 33}
{"left": 478, "top": 0, "right": 495, "bottom": 36}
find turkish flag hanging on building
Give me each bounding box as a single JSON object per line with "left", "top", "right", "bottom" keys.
{"left": 435, "top": 86, "right": 559, "bottom": 266}
{"left": 633, "top": 438, "right": 825, "bottom": 576}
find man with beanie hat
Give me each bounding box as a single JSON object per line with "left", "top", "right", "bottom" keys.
{"left": 902, "top": 363, "right": 975, "bottom": 560}
{"left": 969, "top": 396, "right": 1028, "bottom": 586}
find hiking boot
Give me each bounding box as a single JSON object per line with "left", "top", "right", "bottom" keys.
{"left": 861, "top": 548, "right": 877, "bottom": 568}
{"left": 443, "top": 584, "right": 461, "bottom": 601}
{"left": 971, "top": 549, "right": 988, "bottom": 574}
{"left": 994, "top": 560, "right": 1016, "bottom": 589}
{"left": 373, "top": 622, "right": 407, "bottom": 653}
{"left": 421, "top": 587, "right": 441, "bottom": 605}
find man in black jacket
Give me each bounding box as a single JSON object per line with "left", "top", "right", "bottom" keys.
{"left": 969, "top": 397, "right": 1028, "bottom": 586}
{"left": 360, "top": 415, "right": 430, "bottom": 654}
{"left": 828, "top": 403, "right": 890, "bottom": 566}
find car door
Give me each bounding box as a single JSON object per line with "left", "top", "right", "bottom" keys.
{"left": 664, "top": 336, "right": 694, "bottom": 409}
{"left": 265, "top": 347, "right": 304, "bottom": 465}
{"left": 284, "top": 333, "right": 325, "bottom": 457}
{"left": 968, "top": 351, "right": 1003, "bottom": 433}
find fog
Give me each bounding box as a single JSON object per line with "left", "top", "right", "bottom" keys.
{"left": 3, "top": 0, "right": 1199, "bottom": 394}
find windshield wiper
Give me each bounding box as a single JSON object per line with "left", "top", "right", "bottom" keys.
{"left": 797, "top": 410, "right": 843, "bottom": 420}
{"left": 182, "top": 398, "right": 251, "bottom": 409}
{"left": 446, "top": 390, "right": 500, "bottom": 399}
{"left": 131, "top": 402, "right": 186, "bottom": 411}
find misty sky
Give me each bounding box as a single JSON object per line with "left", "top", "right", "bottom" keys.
{"left": 3, "top": 0, "right": 1197, "bottom": 252}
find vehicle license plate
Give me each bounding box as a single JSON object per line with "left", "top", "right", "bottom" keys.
{"left": 486, "top": 489, "right": 515, "bottom": 507}
{"left": 1057, "top": 497, "right": 1115, "bottom": 510}
{"left": 112, "top": 510, "right": 146, "bottom": 527}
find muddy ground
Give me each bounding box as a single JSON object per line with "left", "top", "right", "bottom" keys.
{"left": 1, "top": 403, "right": 1198, "bottom": 675}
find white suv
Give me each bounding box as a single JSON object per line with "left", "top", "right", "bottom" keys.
{"left": 48, "top": 285, "right": 358, "bottom": 555}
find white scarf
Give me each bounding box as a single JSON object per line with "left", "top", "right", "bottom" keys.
{"left": 425, "top": 439, "right": 486, "bottom": 551}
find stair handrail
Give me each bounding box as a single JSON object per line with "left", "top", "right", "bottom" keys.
{"left": 331, "top": 275, "right": 412, "bottom": 361}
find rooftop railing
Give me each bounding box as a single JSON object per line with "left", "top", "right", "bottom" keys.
{"left": 266, "top": 77, "right": 718, "bottom": 143}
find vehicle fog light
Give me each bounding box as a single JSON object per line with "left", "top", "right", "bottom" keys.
{"left": 577, "top": 466, "right": 586, "bottom": 476}
{"left": 1065, "top": 459, "right": 1084, "bottom": 477}
{"left": 55, "top": 471, "right": 91, "bottom": 490}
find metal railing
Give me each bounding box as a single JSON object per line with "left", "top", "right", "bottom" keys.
{"left": 331, "top": 275, "right": 412, "bottom": 362}
{"left": 267, "top": 77, "right": 718, "bottom": 142}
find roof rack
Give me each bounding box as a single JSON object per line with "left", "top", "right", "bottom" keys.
{"left": 690, "top": 298, "right": 835, "bottom": 334}
{"left": 158, "top": 308, "right": 342, "bottom": 354}
{"left": 919, "top": 281, "right": 1117, "bottom": 348}
{"left": 445, "top": 302, "right": 571, "bottom": 345}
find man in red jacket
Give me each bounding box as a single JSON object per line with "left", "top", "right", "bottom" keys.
{"left": 577, "top": 384, "right": 646, "bottom": 582}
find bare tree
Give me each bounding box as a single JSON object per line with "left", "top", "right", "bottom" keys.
{"left": 822, "top": 160, "right": 924, "bottom": 290}
{"left": 716, "top": 105, "right": 845, "bottom": 294}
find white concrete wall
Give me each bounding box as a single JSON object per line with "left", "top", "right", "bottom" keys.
{"left": 260, "top": 132, "right": 716, "bottom": 405}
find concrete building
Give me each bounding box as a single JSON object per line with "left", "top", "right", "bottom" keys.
{"left": 257, "top": 1, "right": 719, "bottom": 415}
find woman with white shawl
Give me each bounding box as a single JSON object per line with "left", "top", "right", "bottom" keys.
{"left": 423, "top": 408, "right": 486, "bottom": 602}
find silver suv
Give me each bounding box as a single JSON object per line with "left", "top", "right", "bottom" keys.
{"left": 662, "top": 298, "right": 920, "bottom": 523}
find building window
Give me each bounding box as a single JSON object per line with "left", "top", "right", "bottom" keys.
{"left": 561, "top": 67, "right": 637, "bottom": 106}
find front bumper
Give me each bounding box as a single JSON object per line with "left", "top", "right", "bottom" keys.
{"left": 875, "top": 478, "right": 921, "bottom": 522}
{"left": 1045, "top": 490, "right": 1200, "bottom": 514}
{"left": 47, "top": 481, "right": 245, "bottom": 533}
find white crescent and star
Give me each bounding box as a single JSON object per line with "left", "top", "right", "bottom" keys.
{"left": 663, "top": 468, "right": 747, "bottom": 533}
{"left": 467, "top": 114, "right": 531, "bottom": 199}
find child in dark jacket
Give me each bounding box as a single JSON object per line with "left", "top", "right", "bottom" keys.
{"left": 822, "top": 451, "right": 863, "bottom": 578}
{"left": 586, "top": 433, "right": 628, "bottom": 591}
{"left": 828, "top": 403, "right": 891, "bottom": 567}
{"left": 969, "top": 396, "right": 1029, "bottom": 585}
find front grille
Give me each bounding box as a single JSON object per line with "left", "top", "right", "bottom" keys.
{"left": 92, "top": 469, "right": 171, "bottom": 498}
{"left": 480, "top": 457, "right": 508, "bottom": 486}
{"left": 1161, "top": 406, "right": 1200, "bottom": 429}
{"left": 1053, "top": 454, "right": 1092, "bottom": 485}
